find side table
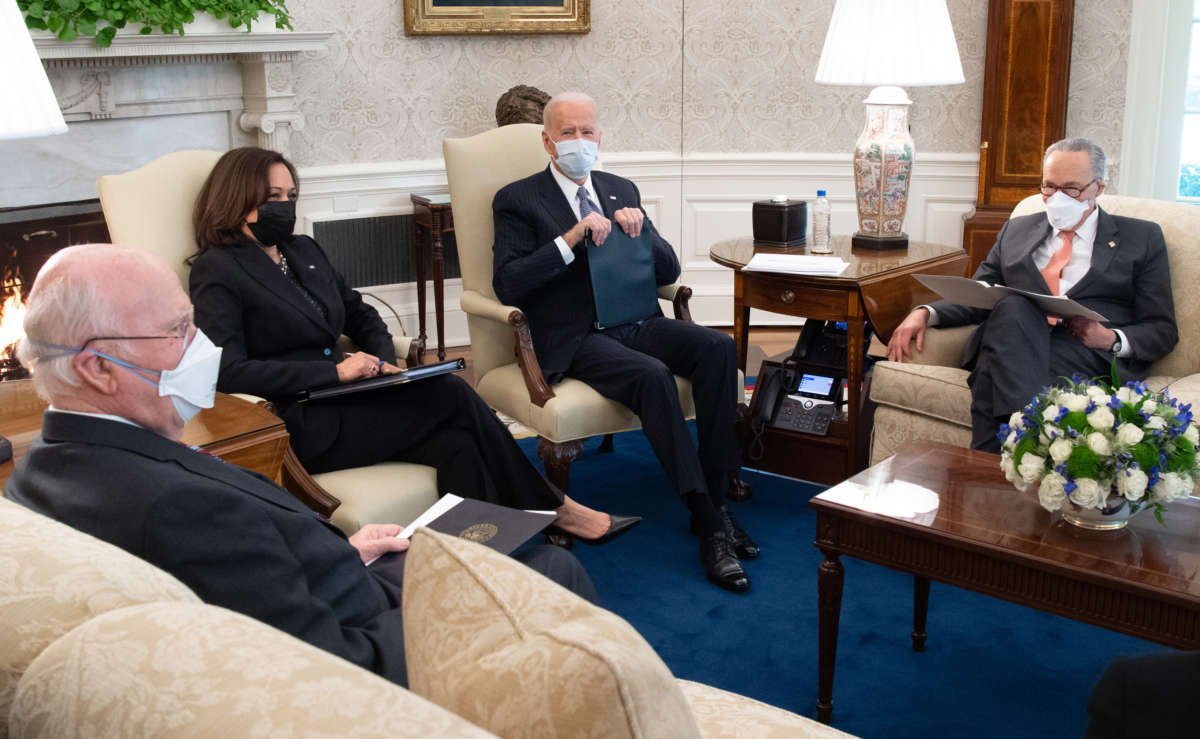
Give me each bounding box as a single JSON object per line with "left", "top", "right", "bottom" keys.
{"left": 410, "top": 192, "right": 455, "bottom": 362}
{"left": 710, "top": 236, "right": 967, "bottom": 484}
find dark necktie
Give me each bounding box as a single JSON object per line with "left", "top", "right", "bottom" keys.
{"left": 577, "top": 185, "right": 601, "bottom": 218}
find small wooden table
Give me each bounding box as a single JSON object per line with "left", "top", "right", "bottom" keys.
{"left": 710, "top": 236, "right": 967, "bottom": 483}
{"left": 410, "top": 192, "right": 455, "bottom": 362}
{"left": 0, "top": 381, "right": 289, "bottom": 489}
{"left": 809, "top": 441, "right": 1200, "bottom": 724}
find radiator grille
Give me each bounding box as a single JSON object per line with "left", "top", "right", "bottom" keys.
{"left": 313, "top": 214, "right": 461, "bottom": 288}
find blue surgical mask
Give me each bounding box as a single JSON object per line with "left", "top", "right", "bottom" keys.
{"left": 553, "top": 137, "right": 599, "bottom": 180}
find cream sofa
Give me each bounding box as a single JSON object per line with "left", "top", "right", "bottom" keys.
{"left": 0, "top": 495, "right": 851, "bottom": 738}
{"left": 869, "top": 194, "right": 1200, "bottom": 464}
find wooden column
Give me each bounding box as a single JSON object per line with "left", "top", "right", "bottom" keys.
{"left": 962, "top": 0, "right": 1075, "bottom": 275}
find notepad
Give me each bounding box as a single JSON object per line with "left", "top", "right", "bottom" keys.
{"left": 741, "top": 253, "right": 850, "bottom": 276}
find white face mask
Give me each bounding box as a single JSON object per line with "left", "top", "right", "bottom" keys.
{"left": 80, "top": 329, "right": 222, "bottom": 424}
{"left": 1044, "top": 190, "right": 1091, "bottom": 231}
{"left": 552, "top": 137, "right": 599, "bottom": 180}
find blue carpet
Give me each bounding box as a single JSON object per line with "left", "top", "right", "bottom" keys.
{"left": 518, "top": 429, "right": 1163, "bottom": 738}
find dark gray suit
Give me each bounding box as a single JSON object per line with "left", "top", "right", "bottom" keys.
{"left": 4, "top": 411, "right": 595, "bottom": 687}
{"left": 492, "top": 166, "right": 741, "bottom": 501}
{"left": 931, "top": 208, "right": 1177, "bottom": 449}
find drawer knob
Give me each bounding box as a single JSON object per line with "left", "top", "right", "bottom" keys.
{"left": 780, "top": 289, "right": 795, "bottom": 304}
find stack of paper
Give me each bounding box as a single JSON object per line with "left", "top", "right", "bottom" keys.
{"left": 741, "top": 253, "right": 850, "bottom": 276}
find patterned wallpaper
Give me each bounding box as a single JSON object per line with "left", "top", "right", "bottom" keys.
{"left": 287, "top": 0, "right": 1131, "bottom": 187}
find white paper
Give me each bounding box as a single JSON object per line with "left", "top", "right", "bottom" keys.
{"left": 915, "top": 274, "right": 1107, "bottom": 322}
{"left": 362, "top": 493, "right": 464, "bottom": 567}
{"left": 741, "top": 253, "right": 850, "bottom": 276}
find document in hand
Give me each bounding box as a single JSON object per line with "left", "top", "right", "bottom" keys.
{"left": 365, "top": 494, "right": 556, "bottom": 585}
{"left": 914, "top": 274, "right": 1108, "bottom": 322}
{"left": 741, "top": 253, "right": 850, "bottom": 276}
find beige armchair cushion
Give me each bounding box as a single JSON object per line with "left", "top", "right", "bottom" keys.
{"left": 0, "top": 497, "right": 200, "bottom": 729}
{"left": 322, "top": 462, "right": 440, "bottom": 532}
{"left": 402, "top": 528, "right": 701, "bottom": 739}
{"left": 12, "top": 602, "right": 495, "bottom": 738}
{"left": 677, "top": 680, "right": 856, "bottom": 739}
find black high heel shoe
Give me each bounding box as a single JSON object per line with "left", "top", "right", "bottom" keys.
{"left": 544, "top": 514, "right": 641, "bottom": 549}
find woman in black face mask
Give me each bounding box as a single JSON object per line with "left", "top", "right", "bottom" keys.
{"left": 188, "top": 147, "right": 636, "bottom": 544}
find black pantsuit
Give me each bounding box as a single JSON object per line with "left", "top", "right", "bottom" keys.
{"left": 189, "top": 235, "right": 563, "bottom": 511}
{"left": 492, "top": 166, "right": 742, "bottom": 502}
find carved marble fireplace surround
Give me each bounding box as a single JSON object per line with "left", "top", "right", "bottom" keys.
{"left": 0, "top": 28, "right": 332, "bottom": 209}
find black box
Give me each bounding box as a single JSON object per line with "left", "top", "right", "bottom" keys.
{"left": 752, "top": 199, "right": 807, "bottom": 246}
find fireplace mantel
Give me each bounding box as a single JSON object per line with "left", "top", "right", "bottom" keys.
{"left": 35, "top": 31, "right": 332, "bottom": 62}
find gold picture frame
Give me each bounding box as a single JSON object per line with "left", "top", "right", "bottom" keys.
{"left": 403, "top": 0, "right": 589, "bottom": 36}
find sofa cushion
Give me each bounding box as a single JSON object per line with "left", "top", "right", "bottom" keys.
{"left": 11, "top": 602, "right": 495, "bottom": 738}
{"left": 402, "top": 528, "right": 701, "bottom": 739}
{"left": 0, "top": 497, "right": 200, "bottom": 732}
{"left": 869, "top": 360, "right": 973, "bottom": 427}
{"left": 677, "top": 680, "right": 856, "bottom": 738}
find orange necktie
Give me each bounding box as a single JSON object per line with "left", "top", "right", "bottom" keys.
{"left": 1040, "top": 230, "right": 1074, "bottom": 325}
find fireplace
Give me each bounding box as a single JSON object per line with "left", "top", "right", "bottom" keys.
{"left": 0, "top": 200, "right": 110, "bottom": 381}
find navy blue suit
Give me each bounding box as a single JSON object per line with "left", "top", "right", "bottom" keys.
{"left": 5, "top": 411, "right": 595, "bottom": 688}
{"left": 492, "top": 166, "right": 741, "bottom": 500}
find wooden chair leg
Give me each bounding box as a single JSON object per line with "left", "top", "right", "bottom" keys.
{"left": 537, "top": 437, "right": 583, "bottom": 493}
{"left": 598, "top": 433, "right": 615, "bottom": 453}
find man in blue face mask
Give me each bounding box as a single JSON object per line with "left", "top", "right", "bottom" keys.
{"left": 885, "top": 138, "right": 1179, "bottom": 451}
{"left": 7, "top": 244, "right": 596, "bottom": 687}
{"left": 492, "top": 92, "right": 757, "bottom": 593}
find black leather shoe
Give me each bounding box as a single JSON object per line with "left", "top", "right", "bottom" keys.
{"left": 726, "top": 474, "right": 753, "bottom": 502}
{"left": 544, "top": 529, "right": 574, "bottom": 549}
{"left": 700, "top": 531, "right": 750, "bottom": 592}
{"left": 719, "top": 506, "right": 759, "bottom": 560}
{"left": 546, "top": 514, "right": 641, "bottom": 548}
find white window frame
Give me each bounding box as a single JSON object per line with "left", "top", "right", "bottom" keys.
{"left": 1120, "top": 0, "right": 1197, "bottom": 201}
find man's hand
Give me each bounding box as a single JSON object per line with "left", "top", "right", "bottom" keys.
{"left": 886, "top": 307, "right": 931, "bottom": 363}
{"left": 563, "top": 212, "right": 611, "bottom": 247}
{"left": 336, "top": 351, "right": 383, "bottom": 382}
{"left": 613, "top": 207, "right": 643, "bottom": 238}
{"left": 379, "top": 361, "right": 403, "bottom": 375}
{"left": 1065, "top": 317, "right": 1117, "bottom": 350}
{"left": 348, "top": 523, "right": 409, "bottom": 564}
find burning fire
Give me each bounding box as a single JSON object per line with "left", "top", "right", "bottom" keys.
{"left": 0, "top": 280, "right": 25, "bottom": 362}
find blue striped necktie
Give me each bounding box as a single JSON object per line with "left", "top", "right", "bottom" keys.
{"left": 577, "top": 186, "right": 601, "bottom": 218}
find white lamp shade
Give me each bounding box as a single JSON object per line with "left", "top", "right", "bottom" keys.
{"left": 814, "top": 0, "right": 965, "bottom": 88}
{"left": 0, "top": 0, "right": 67, "bottom": 140}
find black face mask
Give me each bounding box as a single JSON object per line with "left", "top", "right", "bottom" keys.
{"left": 248, "top": 200, "right": 296, "bottom": 246}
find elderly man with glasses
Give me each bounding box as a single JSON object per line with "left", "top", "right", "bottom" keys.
{"left": 885, "top": 137, "right": 1178, "bottom": 451}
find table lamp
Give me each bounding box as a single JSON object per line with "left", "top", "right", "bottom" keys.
{"left": 814, "top": 0, "right": 964, "bottom": 250}
{"left": 0, "top": 0, "right": 67, "bottom": 462}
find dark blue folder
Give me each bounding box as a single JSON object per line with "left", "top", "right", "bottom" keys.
{"left": 586, "top": 225, "right": 660, "bottom": 330}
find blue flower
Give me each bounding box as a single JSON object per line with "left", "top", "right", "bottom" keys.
{"left": 1108, "top": 396, "right": 1123, "bottom": 410}
{"left": 1085, "top": 400, "right": 1097, "bottom": 414}
{"left": 1056, "top": 407, "right": 1069, "bottom": 423}
{"left": 996, "top": 425, "right": 1010, "bottom": 443}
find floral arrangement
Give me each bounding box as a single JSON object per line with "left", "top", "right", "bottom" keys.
{"left": 999, "top": 369, "right": 1199, "bottom": 523}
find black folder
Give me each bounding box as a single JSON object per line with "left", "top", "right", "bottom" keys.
{"left": 367, "top": 496, "right": 555, "bottom": 587}
{"left": 299, "top": 358, "right": 465, "bottom": 402}
{"left": 586, "top": 225, "right": 660, "bottom": 330}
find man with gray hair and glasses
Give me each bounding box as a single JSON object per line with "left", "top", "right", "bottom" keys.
{"left": 885, "top": 137, "right": 1178, "bottom": 451}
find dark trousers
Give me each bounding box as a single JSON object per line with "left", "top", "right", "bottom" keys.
{"left": 292, "top": 374, "right": 564, "bottom": 510}
{"left": 967, "top": 294, "right": 1114, "bottom": 452}
{"left": 565, "top": 316, "right": 741, "bottom": 505}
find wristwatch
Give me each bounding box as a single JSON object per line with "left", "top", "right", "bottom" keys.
{"left": 1110, "top": 336, "right": 1122, "bottom": 354}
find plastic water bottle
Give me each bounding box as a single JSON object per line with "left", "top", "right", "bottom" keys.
{"left": 811, "top": 190, "right": 831, "bottom": 253}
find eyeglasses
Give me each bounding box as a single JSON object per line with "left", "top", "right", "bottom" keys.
{"left": 83, "top": 319, "right": 193, "bottom": 347}
{"left": 1039, "top": 178, "right": 1098, "bottom": 199}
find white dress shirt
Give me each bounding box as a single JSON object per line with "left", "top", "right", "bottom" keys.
{"left": 549, "top": 164, "right": 601, "bottom": 265}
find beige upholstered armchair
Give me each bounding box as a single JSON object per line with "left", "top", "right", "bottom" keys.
{"left": 96, "top": 150, "right": 437, "bottom": 533}
{"left": 869, "top": 193, "right": 1200, "bottom": 465}
{"left": 444, "top": 124, "right": 737, "bottom": 491}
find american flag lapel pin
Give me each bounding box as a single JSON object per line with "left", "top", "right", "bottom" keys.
{"left": 309, "top": 264, "right": 316, "bottom": 269}
{"left": 1108, "top": 241, "right": 1116, "bottom": 248}
{"left": 609, "top": 195, "right": 617, "bottom": 200}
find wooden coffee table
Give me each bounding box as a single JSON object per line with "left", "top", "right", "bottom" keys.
{"left": 809, "top": 441, "right": 1200, "bottom": 724}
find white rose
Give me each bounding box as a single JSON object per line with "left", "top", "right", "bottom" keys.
{"left": 1069, "top": 477, "right": 1107, "bottom": 509}
{"left": 1042, "top": 405, "right": 1063, "bottom": 424}
{"left": 1009, "top": 411, "right": 1025, "bottom": 431}
{"left": 1141, "top": 398, "right": 1159, "bottom": 414}
{"left": 1116, "top": 468, "right": 1149, "bottom": 501}
{"left": 1060, "top": 393, "right": 1088, "bottom": 413}
{"left": 1115, "top": 387, "right": 1135, "bottom": 404}
{"left": 1004, "top": 430, "right": 1018, "bottom": 448}
{"left": 1037, "top": 472, "right": 1067, "bottom": 512}
{"left": 1086, "top": 385, "right": 1109, "bottom": 402}
{"left": 1049, "top": 438, "right": 1074, "bottom": 465}
{"left": 1145, "top": 415, "right": 1167, "bottom": 430}
{"left": 1086, "top": 432, "right": 1111, "bottom": 457}
{"left": 1116, "top": 423, "right": 1145, "bottom": 445}
{"left": 1000, "top": 452, "right": 1018, "bottom": 484}
{"left": 1018, "top": 453, "right": 1046, "bottom": 485}
{"left": 1154, "top": 472, "right": 1194, "bottom": 502}
{"left": 1185, "top": 425, "right": 1199, "bottom": 445}
{"left": 1086, "top": 407, "right": 1115, "bottom": 432}
{"left": 1043, "top": 424, "right": 1064, "bottom": 442}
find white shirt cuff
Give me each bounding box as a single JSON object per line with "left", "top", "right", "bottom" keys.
{"left": 1113, "top": 328, "right": 1132, "bottom": 358}
{"left": 555, "top": 236, "right": 575, "bottom": 265}
{"left": 918, "top": 305, "right": 939, "bottom": 326}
